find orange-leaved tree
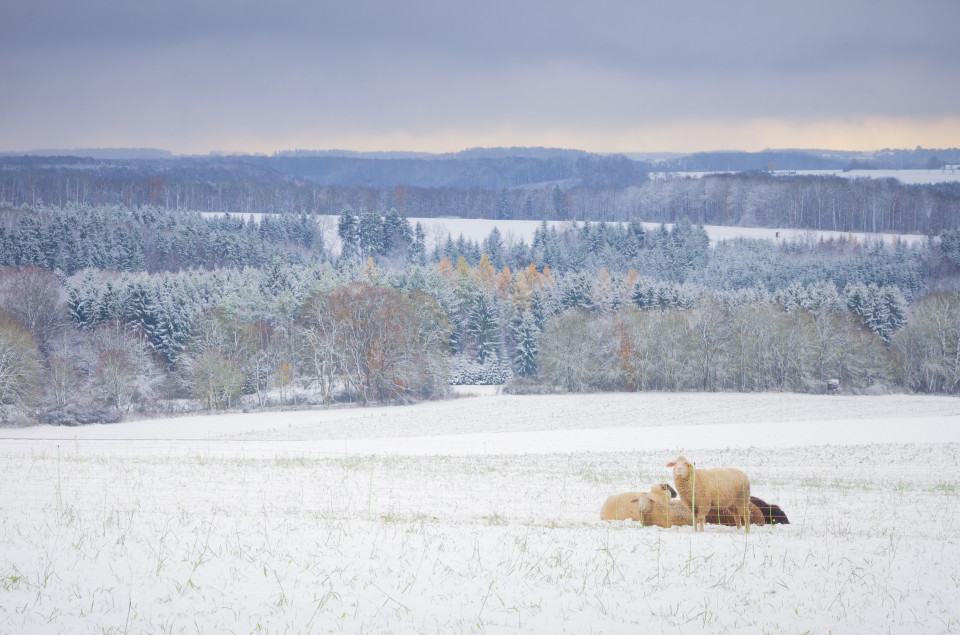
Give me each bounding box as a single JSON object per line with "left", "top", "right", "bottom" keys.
{"left": 302, "top": 283, "right": 450, "bottom": 404}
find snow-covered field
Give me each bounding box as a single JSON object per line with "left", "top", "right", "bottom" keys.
{"left": 652, "top": 168, "right": 960, "bottom": 185}
{"left": 403, "top": 217, "right": 924, "bottom": 250}
{"left": 210, "top": 212, "right": 923, "bottom": 252}
{"left": 790, "top": 168, "right": 960, "bottom": 185}
{"left": 3, "top": 391, "right": 959, "bottom": 633}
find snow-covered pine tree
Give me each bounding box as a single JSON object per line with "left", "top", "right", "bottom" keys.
{"left": 336, "top": 206, "right": 360, "bottom": 266}
{"left": 411, "top": 222, "right": 427, "bottom": 266}
{"left": 512, "top": 312, "right": 541, "bottom": 377}
{"left": 497, "top": 186, "right": 512, "bottom": 221}
{"left": 482, "top": 228, "right": 505, "bottom": 270}
{"left": 467, "top": 290, "right": 500, "bottom": 364}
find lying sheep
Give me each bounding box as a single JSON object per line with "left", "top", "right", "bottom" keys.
{"left": 667, "top": 456, "right": 751, "bottom": 532}
{"left": 599, "top": 492, "right": 645, "bottom": 521}
{"left": 635, "top": 486, "right": 693, "bottom": 528}
{"left": 657, "top": 482, "right": 790, "bottom": 526}
{"left": 649, "top": 481, "right": 761, "bottom": 526}
{"left": 749, "top": 497, "right": 790, "bottom": 525}
{"left": 707, "top": 501, "right": 766, "bottom": 526}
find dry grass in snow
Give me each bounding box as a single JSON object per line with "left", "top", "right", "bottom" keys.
{"left": 1, "top": 391, "right": 959, "bottom": 633}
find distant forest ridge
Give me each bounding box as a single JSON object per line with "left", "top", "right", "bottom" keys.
{"left": 4, "top": 145, "right": 960, "bottom": 167}
{"left": 2, "top": 147, "right": 960, "bottom": 234}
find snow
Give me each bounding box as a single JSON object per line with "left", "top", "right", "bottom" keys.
{"left": 203, "top": 212, "right": 926, "bottom": 253}
{"left": 652, "top": 168, "right": 960, "bottom": 186}
{"left": 789, "top": 168, "right": 960, "bottom": 185}
{"left": 2, "top": 391, "right": 959, "bottom": 633}
{"left": 353, "top": 216, "right": 926, "bottom": 250}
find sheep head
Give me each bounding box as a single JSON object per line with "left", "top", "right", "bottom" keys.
{"left": 666, "top": 456, "right": 693, "bottom": 480}
{"left": 652, "top": 482, "right": 678, "bottom": 499}
{"left": 635, "top": 492, "right": 664, "bottom": 515}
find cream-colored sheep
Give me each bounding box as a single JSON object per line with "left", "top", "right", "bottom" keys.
{"left": 667, "top": 456, "right": 751, "bottom": 532}
{"left": 599, "top": 492, "right": 645, "bottom": 521}
{"left": 657, "top": 481, "right": 778, "bottom": 527}
{"left": 635, "top": 485, "right": 693, "bottom": 528}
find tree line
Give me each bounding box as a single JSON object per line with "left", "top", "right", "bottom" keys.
{"left": 0, "top": 257, "right": 957, "bottom": 426}
{"left": 2, "top": 202, "right": 960, "bottom": 425}
{"left": 5, "top": 203, "right": 940, "bottom": 292}
{"left": 3, "top": 155, "right": 960, "bottom": 234}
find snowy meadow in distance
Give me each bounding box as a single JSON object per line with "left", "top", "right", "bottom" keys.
{"left": 2, "top": 391, "right": 959, "bottom": 633}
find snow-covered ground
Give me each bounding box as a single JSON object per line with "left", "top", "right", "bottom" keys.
{"left": 790, "top": 168, "right": 960, "bottom": 185}
{"left": 3, "top": 391, "right": 959, "bottom": 633}
{"left": 209, "top": 212, "right": 923, "bottom": 252}
{"left": 404, "top": 217, "right": 925, "bottom": 250}
{"left": 652, "top": 168, "right": 960, "bottom": 185}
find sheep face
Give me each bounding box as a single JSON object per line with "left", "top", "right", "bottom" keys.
{"left": 635, "top": 492, "right": 661, "bottom": 515}
{"left": 667, "top": 456, "right": 692, "bottom": 480}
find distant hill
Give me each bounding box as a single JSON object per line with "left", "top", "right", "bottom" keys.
{"left": 651, "top": 148, "right": 960, "bottom": 172}
{"left": 653, "top": 151, "right": 846, "bottom": 172}
{"left": 6, "top": 145, "right": 959, "bottom": 176}
{"left": 0, "top": 148, "right": 175, "bottom": 160}
{"left": 245, "top": 153, "right": 645, "bottom": 188}
{"left": 0, "top": 151, "right": 649, "bottom": 190}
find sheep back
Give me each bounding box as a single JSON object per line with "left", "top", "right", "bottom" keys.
{"left": 600, "top": 492, "right": 644, "bottom": 521}
{"left": 705, "top": 501, "right": 766, "bottom": 526}
{"left": 637, "top": 494, "right": 693, "bottom": 528}
{"left": 750, "top": 496, "right": 790, "bottom": 525}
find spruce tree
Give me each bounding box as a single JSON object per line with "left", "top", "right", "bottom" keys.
{"left": 551, "top": 184, "right": 569, "bottom": 220}
{"left": 513, "top": 312, "right": 540, "bottom": 377}
{"left": 497, "top": 186, "right": 512, "bottom": 220}
{"left": 336, "top": 206, "right": 360, "bottom": 266}
{"left": 410, "top": 223, "right": 427, "bottom": 266}
{"left": 482, "top": 228, "right": 505, "bottom": 270}
{"left": 468, "top": 291, "right": 500, "bottom": 364}
{"left": 358, "top": 207, "right": 384, "bottom": 261}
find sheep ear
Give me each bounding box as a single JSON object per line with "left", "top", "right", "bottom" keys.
{"left": 666, "top": 462, "right": 676, "bottom": 467}
{"left": 630, "top": 498, "right": 639, "bottom": 504}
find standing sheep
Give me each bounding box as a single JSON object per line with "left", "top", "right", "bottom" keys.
{"left": 667, "top": 456, "right": 751, "bottom": 533}
{"left": 657, "top": 482, "right": 789, "bottom": 526}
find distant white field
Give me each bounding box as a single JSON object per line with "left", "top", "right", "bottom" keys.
{"left": 652, "top": 167, "right": 960, "bottom": 185}
{"left": 405, "top": 217, "right": 925, "bottom": 249}
{"left": 793, "top": 168, "right": 960, "bottom": 185}
{"left": 205, "top": 213, "right": 924, "bottom": 251}
{"left": 2, "top": 392, "right": 959, "bottom": 633}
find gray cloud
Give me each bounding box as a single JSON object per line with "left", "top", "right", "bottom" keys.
{"left": 2, "top": 0, "right": 958, "bottom": 152}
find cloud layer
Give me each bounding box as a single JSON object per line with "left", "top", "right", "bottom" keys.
{"left": 3, "top": 0, "right": 958, "bottom": 153}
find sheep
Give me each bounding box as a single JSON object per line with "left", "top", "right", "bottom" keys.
{"left": 653, "top": 482, "right": 678, "bottom": 499}
{"left": 749, "top": 497, "right": 790, "bottom": 525}
{"left": 667, "top": 456, "right": 751, "bottom": 532}
{"left": 635, "top": 486, "right": 693, "bottom": 528}
{"left": 657, "top": 481, "right": 790, "bottom": 526}
{"left": 599, "top": 492, "right": 645, "bottom": 521}
{"left": 707, "top": 501, "right": 767, "bottom": 526}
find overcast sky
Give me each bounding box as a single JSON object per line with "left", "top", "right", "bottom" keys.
{"left": 2, "top": 0, "right": 958, "bottom": 155}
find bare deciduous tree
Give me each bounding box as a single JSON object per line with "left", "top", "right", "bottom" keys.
{"left": 0, "top": 309, "right": 41, "bottom": 420}
{"left": 0, "top": 266, "right": 69, "bottom": 352}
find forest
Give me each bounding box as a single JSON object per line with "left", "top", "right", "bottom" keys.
{"left": 3, "top": 152, "right": 960, "bottom": 234}
{"left": 2, "top": 199, "right": 960, "bottom": 425}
